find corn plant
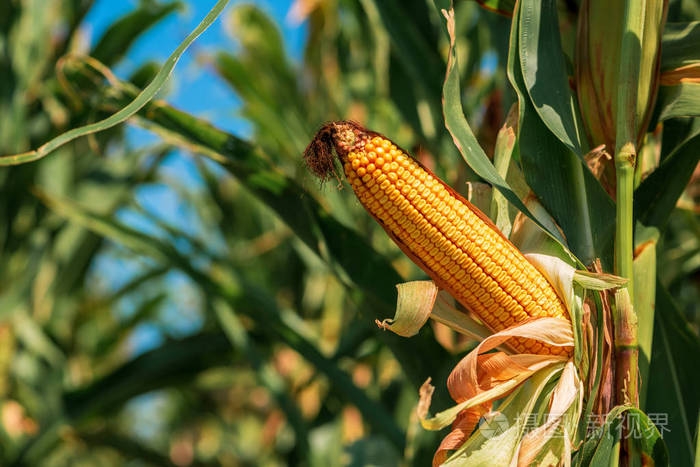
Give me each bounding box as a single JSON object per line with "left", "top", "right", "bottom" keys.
{"left": 1, "top": 0, "right": 699, "bottom": 465}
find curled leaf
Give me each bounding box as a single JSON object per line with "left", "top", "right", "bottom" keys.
{"left": 375, "top": 281, "right": 438, "bottom": 337}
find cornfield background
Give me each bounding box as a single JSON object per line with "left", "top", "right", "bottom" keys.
{"left": 0, "top": 0, "right": 698, "bottom": 466}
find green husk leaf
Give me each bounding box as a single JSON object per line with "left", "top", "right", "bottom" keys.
{"left": 581, "top": 405, "right": 669, "bottom": 466}
{"left": 509, "top": 198, "right": 569, "bottom": 259}
{"left": 443, "top": 422, "right": 522, "bottom": 466}
{"left": 443, "top": 364, "right": 566, "bottom": 464}
{"left": 420, "top": 377, "right": 525, "bottom": 431}
{"left": 524, "top": 253, "right": 576, "bottom": 312}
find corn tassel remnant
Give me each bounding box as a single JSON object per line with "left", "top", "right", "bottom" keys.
{"left": 305, "top": 121, "right": 572, "bottom": 355}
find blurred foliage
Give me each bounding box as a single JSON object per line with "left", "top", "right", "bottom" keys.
{"left": 0, "top": 0, "right": 698, "bottom": 466}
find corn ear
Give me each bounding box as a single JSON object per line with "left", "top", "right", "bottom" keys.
{"left": 305, "top": 121, "right": 572, "bottom": 355}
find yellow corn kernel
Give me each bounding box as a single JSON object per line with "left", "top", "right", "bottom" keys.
{"left": 304, "top": 121, "right": 572, "bottom": 356}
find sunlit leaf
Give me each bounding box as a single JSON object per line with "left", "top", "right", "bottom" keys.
{"left": 656, "top": 83, "right": 700, "bottom": 120}
{"left": 518, "top": 0, "right": 583, "bottom": 155}
{"left": 646, "top": 282, "right": 700, "bottom": 466}
{"left": 634, "top": 128, "right": 700, "bottom": 228}
{"left": 508, "top": 0, "right": 616, "bottom": 268}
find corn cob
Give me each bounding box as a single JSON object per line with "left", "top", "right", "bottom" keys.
{"left": 305, "top": 121, "right": 572, "bottom": 355}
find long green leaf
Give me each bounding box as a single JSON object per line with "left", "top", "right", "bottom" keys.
{"left": 0, "top": 0, "right": 230, "bottom": 166}
{"left": 634, "top": 129, "right": 700, "bottom": 228}
{"left": 63, "top": 332, "right": 231, "bottom": 420}
{"left": 519, "top": 0, "right": 583, "bottom": 155}
{"left": 646, "top": 281, "right": 700, "bottom": 467}
{"left": 657, "top": 83, "right": 700, "bottom": 120}
{"left": 507, "top": 1, "right": 616, "bottom": 268}
{"left": 581, "top": 405, "right": 668, "bottom": 466}
{"left": 632, "top": 225, "right": 659, "bottom": 410}
{"left": 16, "top": 332, "right": 231, "bottom": 464}
{"left": 660, "top": 21, "right": 700, "bottom": 70}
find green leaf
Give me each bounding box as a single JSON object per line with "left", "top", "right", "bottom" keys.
{"left": 0, "top": 0, "right": 230, "bottom": 166}
{"left": 634, "top": 128, "right": 700, "bottom": 228}
{"left": 444, "top": 366, "right": 565, "bottom": 464}
{"left": 441, "top": 6, "right": 575, "bottom": 265}
{"left": 632, "top": 225, "right": 659, "bottom": 409}
{"left": 626, "top": 407, "right": 669, "bottom": 466}
{"left": 63, "top": 332, "right": 231, "bottom": 420}
{"left": 370, "top": 0, "right": 444, "bottom": 137}
{"left": 215, "top": 4, "right": 311, "bottom": 158}
{"left": 507, "top": 2, "right": 616, "bottom": 268}
{"left": 619, "top": 0, "right": 667, "bottom": 156}
{"left": 215, "top": 51, "right": 309, "bottom": 156}
{"left": 212, "top": 299, "right": 310, "bottom": 460}
{"left": 13, "top": 310, "right": 65, "bottom": 367}
{"left": 583, "top": 405, "right": 668, "bottom": 466}
{"left": 518, "top": 0, "right": 583, "bottom": 155}
{"left": 646, "top": 281, "right": 700, "bottom": 467}
{"left": 660, "top": 21, "right": 700, "bottom": 71}
{"left": 657, "top": 83, "right": 700, "bottom": 120}
{"left": 13, "top": 332, "right": 231, "bottom": 464}
{"left": 441, "top": 8, "right": 518, "bottom": 208}
{"left": 586, "top": 406, "right": 623, "bottom": 465}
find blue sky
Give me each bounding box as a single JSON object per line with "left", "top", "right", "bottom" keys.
{"left": 81, "top": 0, "right": 309, "bottom": 356}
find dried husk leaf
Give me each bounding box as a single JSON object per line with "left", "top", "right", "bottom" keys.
{"left": 375, "top": 280, "right": 438, "bottom": 337}
{"left": 419, "top": 318, "right": 572, "bottom": 431}
{"left": 438, "top": 365, "right": 566, "bottom": 466}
